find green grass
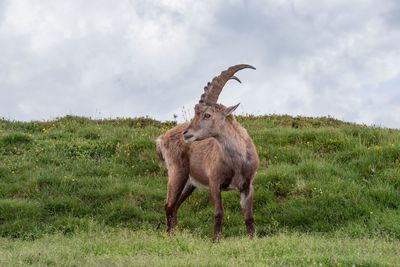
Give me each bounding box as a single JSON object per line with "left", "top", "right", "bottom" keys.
{"left": 1, "top": 223, "right": 399, "bottom": 266}
{"left": 1, "top": 114, "right": 400, "bottom": 265}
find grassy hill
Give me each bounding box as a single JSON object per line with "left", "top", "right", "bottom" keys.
{"left": 1, "top": 115, "right": 400, "bottom": 266}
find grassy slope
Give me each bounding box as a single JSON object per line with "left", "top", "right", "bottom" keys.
{"left": 1, "top": 226, "right": 399, "bottom": 266}
{"left": 1, "top": 115, "right": 400, "bottom": 265}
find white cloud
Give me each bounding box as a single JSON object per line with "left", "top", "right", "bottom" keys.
{"left": 0, "top": 0, "right": 399, "bottom": 128}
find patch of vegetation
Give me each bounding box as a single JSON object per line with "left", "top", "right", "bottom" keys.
{"left": 0, "top": 226, "right": 399, "bottom": 266}
{"left": 0, "top": 115, "right": 399, "bottom": 245}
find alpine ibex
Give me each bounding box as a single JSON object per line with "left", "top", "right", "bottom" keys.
{"left": 156, "top": 64, "right": 259, "bottom": 240}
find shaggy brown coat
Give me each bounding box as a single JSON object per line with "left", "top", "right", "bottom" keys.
{"left": 157, "top": 104, "right": 259, "bottom": 240}
{"left": 156, "top": 64, "right": 258, "bottom": 241}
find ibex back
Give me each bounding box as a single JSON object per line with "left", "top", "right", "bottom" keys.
{"left": 156, "top": 64, "right": 259, "bottom": 241}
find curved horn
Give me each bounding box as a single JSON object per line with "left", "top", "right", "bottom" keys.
{"left": 199, "top": 64, "right": 256, "bottom": 105}
{"left": 230, "top": 76, "right": 242, "bottom": 83}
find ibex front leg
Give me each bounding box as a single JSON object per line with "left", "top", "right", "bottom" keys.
{"left": 165, "top": 167, "right": 188, "bottom": 233}
{"left": 210, "top": 184, "right": 224, "bottom": 241}
{"left": 240, "top": 184, "right": 255, "bottom": 238}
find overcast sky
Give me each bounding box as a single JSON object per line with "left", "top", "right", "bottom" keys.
{"left": 1, "top": 0, "right": 399, "bottom": 128}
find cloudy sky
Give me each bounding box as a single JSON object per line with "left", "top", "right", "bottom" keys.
{"left": 0, "top": 0, "right": 399, "bottom": 128}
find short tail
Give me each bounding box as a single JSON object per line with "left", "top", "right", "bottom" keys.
{"left": 156, "top": 137, "right": 165, "bottom": 163}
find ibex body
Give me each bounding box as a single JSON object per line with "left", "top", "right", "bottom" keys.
{"left": 156, "top": 65, "right": 259, "bottom": 240}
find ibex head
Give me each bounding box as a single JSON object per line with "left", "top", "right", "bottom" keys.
{"left": 183, "top": 64, "right": 256, "bottom": 143}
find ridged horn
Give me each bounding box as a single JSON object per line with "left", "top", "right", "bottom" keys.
{"left": 199, "top": 64, "right": 256, "bottom": 105}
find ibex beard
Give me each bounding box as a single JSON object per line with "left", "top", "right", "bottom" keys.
{"left": 156, "top": 64, "right": 259, "bottom": 241}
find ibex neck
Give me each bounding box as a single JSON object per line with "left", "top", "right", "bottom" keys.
{"left": 214, "top": 120, "right": 248, "bottom": 162}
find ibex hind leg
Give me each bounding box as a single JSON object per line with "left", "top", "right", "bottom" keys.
{"left": 165, "top": 168, "right": 189, "bottom": 234}
{"left": 240, "top": 184, "right": 255, "bottom": 238}
{"left": 176, "top": 182, "right": 196, "bottom": 210}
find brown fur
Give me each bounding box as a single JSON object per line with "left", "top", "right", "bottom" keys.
{"left": 157, "top": 103, "right": 259, "bottom": 240}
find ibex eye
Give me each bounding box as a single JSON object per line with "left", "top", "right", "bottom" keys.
{"left": 204, "top": 113, "right": 211, "bottom": 119}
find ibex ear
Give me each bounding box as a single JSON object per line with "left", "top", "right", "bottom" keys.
{"left": 225, "top": 103, "right": 240, "bottom": 116}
